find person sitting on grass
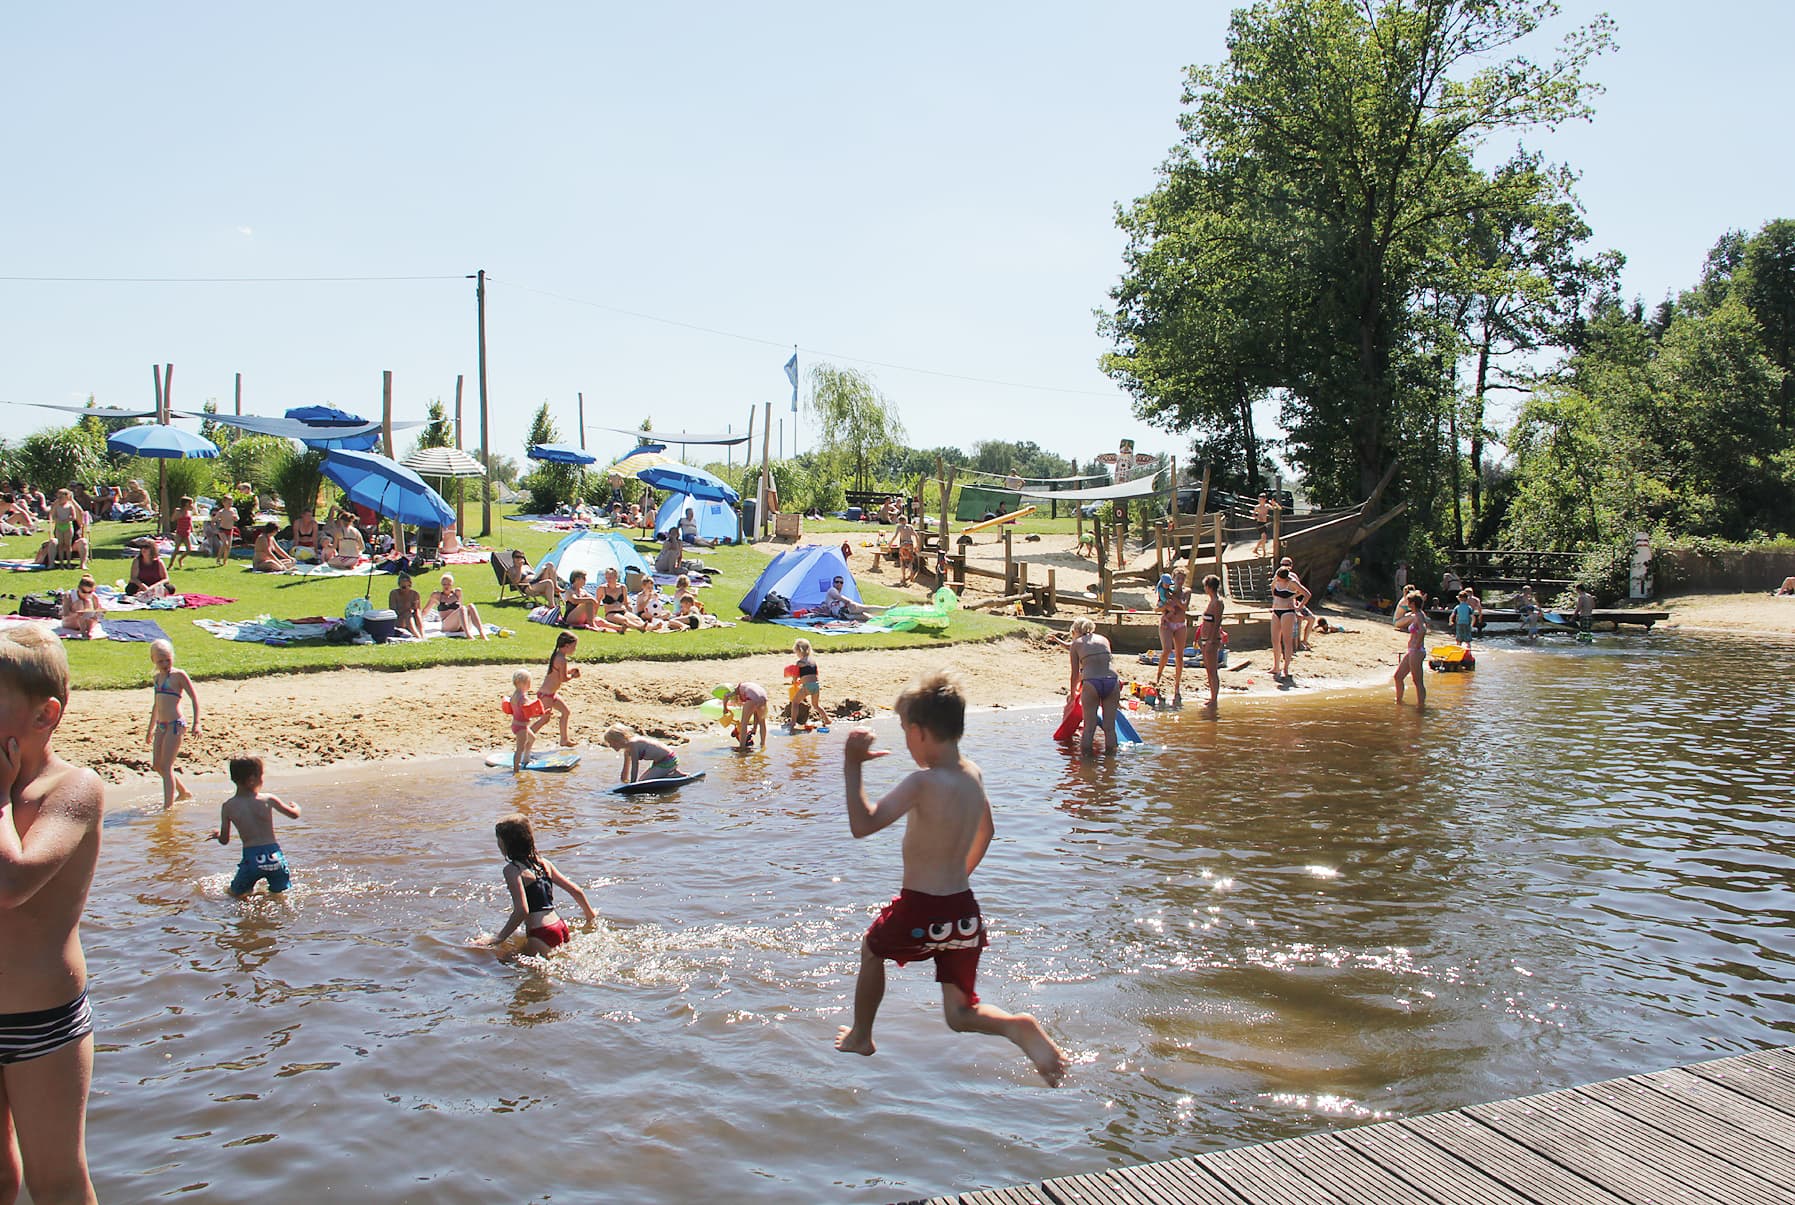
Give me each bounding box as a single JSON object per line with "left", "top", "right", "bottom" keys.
{"left": 289, "top": 509, "right": 322, "bottom": 559}
{"left": 633, "top": 577, "right": 677, "bottom": 632}
{"left": 425, "top": 572, "right": 488, "bottom": 640}
{"left": 655, "top": 529, "right": 685, "bottom": 575}
{"left": 673, "top": 574, "right": 704, "bottom": 615}
{"left": 439, "top": 522, "right": 463, "bottom": 556}
{"left": 60, "top": 575, "right": 104, "bottom": 639}
{"left": 603, "top": 723, "right": 682, "bottom": 783}
{"left": 325, "top": 512, "right": 365, "bottom": 570}
{"left": 506, "top": 550, "right": 561, "bottom": 607}
{"left": 819, "top": 575, "right": 886, "bottom": 621}
{"left": 679, "top": 507, "right": 715, "bottom": 548}
{"left": 557, "top": 570, "right": 623, "bottom": 633}
{"left": 0, "top": 492, "right": 37, "bottom": 535}
{"left": 252, "top": 522, "right": 297, "bottom": 573}
{"left": 598, "top": 566, "right": 645, "bottom": 632}
{"left": 389, "top": 573, "right": 425, "bottom": 640}
{"left": 127, "top": 541, "right": 175, "bottom": 598}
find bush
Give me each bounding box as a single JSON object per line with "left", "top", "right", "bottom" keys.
{"left": 522, "top": 465, "right": 581, "bottom": 514}
{"left": 273, "top": 450, "right": 326, "bottom": 518}
{"left": 158, "top": 458, "right": 224, "bottom": 509}
{"left": 218, "top": 435, "right": 293, "bottom": 496}
{"left": 15, "top": 424, "right": 107, "bottom": 492}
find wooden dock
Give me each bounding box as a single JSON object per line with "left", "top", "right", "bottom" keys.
{"left": 907, "top": 1046, "right": 1795, "bottom": 1205}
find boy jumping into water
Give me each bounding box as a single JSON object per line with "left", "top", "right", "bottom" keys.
{"left": 834, "top": 671, "right": 1066, "bottom": 1085}
{"left": 214, "top": 756, "right": 301, "bottom": 898}
{"left": 0, "top": 626, "right": 104, "bottom": 1205}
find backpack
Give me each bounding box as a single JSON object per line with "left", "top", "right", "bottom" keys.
{"left": 19, "top": 591, "right": 62, "bottom": 619}
{"left": 755, "top": 591, "right": 791, "bottom": 620}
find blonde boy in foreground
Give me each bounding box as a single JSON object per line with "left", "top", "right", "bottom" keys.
{"left": 0, "top": 626, "right": 103, "bottom": 1204}
{"left": 834, "top": 672, "right": 1065, "bottom": 1085}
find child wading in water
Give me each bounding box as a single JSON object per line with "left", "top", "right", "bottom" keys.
{"left": 147, "top": 639, "right": 199, "bottom": 811}
{"left": 787, "top": 638, "right": 824, "bottom": 730}
{"left": 214, "top": 755, "right": 301, "bottom": 898}
{"left": 1392, "top": 587, "right": 1429, "bottom": 708}
{"left": 478, "top": 814, "right": 594, "bottom": 955}
{"left": 507, "top": 670, "right": 539, "bottom": 771}
{"left": 834, "top": 671, "right": 1066, "bottom": 1086}
{"left": 603, "top": 723, "right": 681, "bottom": 783}
{"left": 531, "top": 633, "right": 581, "bottom": 747}
{"left": 0, "top": 626, "right": 105, "bottom": 1203}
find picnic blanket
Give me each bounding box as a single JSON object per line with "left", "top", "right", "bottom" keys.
{"left": 772, "top": 616, "right": 889, "bottom": 636}
{"left": 194, "top": 616, "right": 336, "bottom": 645}
{"left": 0, "top": 614, "right": 171, "bottom": 642}
{"left": 0, "top": 560, "right": 47, "bottom": 572}
{"left": 283, "top": 560, "right": 377, "bottom": 577}
{"left": 440, "top": 548, "right": 491, "bottom": 565}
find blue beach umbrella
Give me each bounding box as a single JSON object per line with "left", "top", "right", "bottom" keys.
{"left": 287, "top": 405, "right": 382, "bottom": 451}
{"left": 528, "top": 443, "right": 598, "bottom": 466}
{"left": 321, "top": 449, "right": 454, "bottom": 527}
{"left": 106, "top": 424, "right": 219, "bottom": 459}
{"left": 637, "top": 462, "right": 739, "bottom": 505}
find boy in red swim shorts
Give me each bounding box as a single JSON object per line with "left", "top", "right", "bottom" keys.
{"left": 834, "top": 671, "right": 1066, "bottom": 1085}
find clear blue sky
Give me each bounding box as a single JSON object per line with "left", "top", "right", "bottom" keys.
{"left": 2, "top": 2, "right": 1789, "bottom": 470}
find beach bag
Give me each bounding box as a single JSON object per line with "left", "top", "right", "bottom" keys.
{"left": 755, "top": 591, "right": 791, "bottom": 620}
{"left": 19, "top": 592, "right": 62, "bottom": 619}
{"left": 342, "top": 596, "right": 372, "bottom": 633}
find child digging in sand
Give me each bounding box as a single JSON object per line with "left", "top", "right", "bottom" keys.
{"left": 603, "top": 723, "right": 681, "bottom": 783}
{"left": 720, "top": 681, "right": 769, "bottom": 752}
{"left": 214, "top": 756, "right": 301, "bottom": 898}
{"left": 0, "top": 625, "right": 105, "bottom": 1203}
{"left": 833, "top": 671, "right": 1066, "bottom": 1086}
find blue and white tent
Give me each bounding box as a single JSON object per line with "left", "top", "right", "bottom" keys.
{"left": 738, "top": 545, "right": 858, "bottom": 616}
{"left": 540, "top": 531, "right": 652, "bottom": 585}
{"left": 655, "top": 493, "right": 739, "bottom": 544}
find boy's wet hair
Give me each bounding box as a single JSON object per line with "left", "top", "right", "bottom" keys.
{"left": 495, "top": 814, "right": 538, "bottom": 863}
{"left": 895, "top": 671, "right": 965, "bottom": 742}
{"left": 229, "top": 756, "right": 264, "bottom": 787}
{"left": 602, "top": 723, "right": 632, "bottom": 746}
{"left": 0, "top": 624, "right": 70, "bottom": 706}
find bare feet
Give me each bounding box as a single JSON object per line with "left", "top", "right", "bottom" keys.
{"left": 1011, "top": 1015, "right": 1066, "bottom": 1086}
{"left": 835, "top": 1026, "right": 875, "bottom": 1057}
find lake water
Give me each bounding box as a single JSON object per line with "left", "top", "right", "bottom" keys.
{"left": 84, "top": 631, "right": 1795, "bottom": 1202}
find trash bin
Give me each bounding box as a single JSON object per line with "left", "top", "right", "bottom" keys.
{"left": 740, "top": 499, "right": 757, "bottom": 540}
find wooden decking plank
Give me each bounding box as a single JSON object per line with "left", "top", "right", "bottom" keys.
{"left": 1399, "top": 1111, "right": 1648, "bottom": 1205}
{"left": 1196, "top": 1141, "right": 1355, "bottom": 1205}
{"left": 1255, "top": 1132, "right": 1444, "bottom": 1205}
{"left": 1469, "top": 1090, "right": 1776, "bottom": 1204}
{"left": 1117, "top": 1157, "right": 1254, "bottom": 1205}
{"left": 1641, "top": 1067, "right": 1795, "bottom": 1144}
{"left": 1042, "top": 1169, "right": 1151, "bottom": 1205}
{"left": 1748, "top": 1049, "right": 1795, "bottom": 1079}
{"left": 960, "top": 1188, "right": 1052, "bottom": 1205}
{"left": 1687, "top": 1053, "right": 1795, "bottom": 1114}
{"left": 1338, "top": 1117, "right": 1540, "bottom": 1205}
{"left": 1578, "top": 1076, "right": 1795, "bottom": 1185}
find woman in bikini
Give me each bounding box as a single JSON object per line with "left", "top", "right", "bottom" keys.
{"left": 60, "top": 575, "right": 104, "bottom": 639}
{"left": 252, "top": 522, "right": 297, "bottom": 573}
{"left": 477, "top": 814, "right": 594, "bottom": 956}
{"left": 425, "top": 572, "right": 489, "bottom": 640}
{"left": 146, "top": 638, "right": 199, "bottom": 810}
{"left": 1197, "top": 573, "right": 1225, "bottom": 708}
{"left": 1066, "top": 616, "right": 1120, "bottom": 757}
{"left": 530, "top": 632, "right": 581, "bottom": 747}
{"left": 289, "top": 509, "right": 322, "bottom": 560}
{"left": 1151, "top": 568, "right": 1190, "bottom": 706}
{"left": 1391, "top": 586, "right": 1429, "bottom": 707}
{"left": 597, "top": 566, "right": 645, "bottom": 632}
{"left": 325, "top": 513, "right": 366, "bottom": 570}
{"left": 556, "top": 571, "right": 619, "bottom": 632}
{"left": 1268, "top": 566, "right": 1308, "bottom": 682}
{"left": 48, "top": 489, "right": 88, "bottom": 567}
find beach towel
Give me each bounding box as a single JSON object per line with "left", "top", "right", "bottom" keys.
{"left": 194, "top": 616, "right": 337, "bottom": 646}
{"left": 172, "top": 592, "right": 235, "bottom": 608}
{"left": 0, "top": 560, "right": 48, "bottom": 572}
{"left": 284, "top": 560, "right": 377, "bottom": 577}
{"left": 98, "top": 618, "right": 171, "bottom": 644}
{"left": 771, "top": 616, "right": 889, "bottom": 636}
{"left": 440, "top": 548, "right": 491, "bottom": 565}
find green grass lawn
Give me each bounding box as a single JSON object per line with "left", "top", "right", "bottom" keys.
{"left": 12, "top": 507, "right": 1022, "bottom": 691}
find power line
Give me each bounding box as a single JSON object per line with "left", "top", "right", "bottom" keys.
{"left": 0, "top": 274, "right": 460, "bottom": 283}
{"left": 485, "top": 276, "right": 1121, "bottom": 400}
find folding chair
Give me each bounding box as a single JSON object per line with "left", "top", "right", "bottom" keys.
{"left": 490, "top": 550, "right": 517, "bottom": 603}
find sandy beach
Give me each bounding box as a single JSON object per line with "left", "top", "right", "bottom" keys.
{"left": 67, "top": 606, "right": 1405, "bottom": 794}
{"left": 1657, "top": 590, "right": 1795, "bottom": 637}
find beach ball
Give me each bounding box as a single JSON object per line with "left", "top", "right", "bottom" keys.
{"left": 699, "top": 699, "right": 726, "bottom": 721}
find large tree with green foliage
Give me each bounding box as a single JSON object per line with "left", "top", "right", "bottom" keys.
{"left": 806, "top": 364, "right": 905, "bottom": 494}
{"left": 1106, "top": 0, "right": 1614, "bottom": 510}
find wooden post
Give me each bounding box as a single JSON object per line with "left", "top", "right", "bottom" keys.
{"left": 233, "top": 372, "right": 242, "bottom": 416}
{"left": 1213, "top": 511, "right": 1224, "bottom": 585}
{"left": 382, "top": 370, "right": 400, "bottom": 546}
{"left": 1017, "top": 559, "right": 1029, "bottom": 610}
{"left": 952, "top": 552, "right": 965, "bottom": 588}
{"left": 745, "top": 405, "right": 756, "bottom": 468}
{"left": 1115, "top": 502, "right": 1128, "bottom": 569}
{"left": 476, "top": 269, "right": 491, "bottom": 537}
{"left": 1271, "top": 507, "right": 1282, "bottom": 567}
{"left": 1155, "top": 526, "right": 1165, "bottom": 577}
{"left": 939, "top": 464, "right": 956, "bottom": 553}
{"left": 758, "top": 400, "right": 772, "bottom": 539}
{"left": 453, "top": 373, "right": 466, "bottom": 537}
{"left": 1192, "top": 462, "right": 1212, "bottom": 566}
{"left": 577, "top": 392, "right": 586, "bottom": 450}
{"left": 1045, "top": 567, "right": 1056, "bottom": 615}
{"left": 1002, "top": 525, "right": 1014, "bottom": 593}
{"left": 1075, "top": 506, "right": 1083, "bottom": 554}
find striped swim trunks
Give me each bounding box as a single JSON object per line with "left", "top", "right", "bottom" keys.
{"left": 0, "top": 992, "right": 94, "bottom": 1065}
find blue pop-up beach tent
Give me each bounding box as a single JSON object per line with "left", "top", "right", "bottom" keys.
{"left": 738, "top": 545, "right": 858, "bottom": 616}
{"left": 540, "top": 531, "right": 652, "bottom": 584}
{"left": 655, "top": 493, "right": 739, "bottom": 544}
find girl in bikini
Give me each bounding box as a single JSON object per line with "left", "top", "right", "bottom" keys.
{"left": 49, "top": 489, "right": 79, "bottom": 565}
{"left": 598, "top": 567, "right": 645, "bottom": 632}
{"left": 426, "top": 572, "right": 489, "bottom": 641}
{"left": 477, "top": 814, "right": 594, "bottom": 955}
{"left": 1198, "top": 573, "right": 1225, "bottom": 707}
{"left": 1065, "top": 616, "right": 1120, "bottom": 757}
{"left": 530, "top": 633, "right": 581, "bottom": 747}
{"left": 1391, "top": 587, "right": 1429, "bottom": 707}
{"left": 146, "top": 639, "right": 199, "bottom": 810}
{"left": 557, "top": 571, "right": 621, "bottom": 633}
{"left": 1151, "top": 568, "right": 1190, "bottom": 706}
{"left": 172, "top": 495, "right": 196, "bottom": 568}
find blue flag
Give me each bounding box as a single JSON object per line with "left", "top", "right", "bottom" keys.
{"left": 783, "top": 353, "right": 799, "bottom": 408}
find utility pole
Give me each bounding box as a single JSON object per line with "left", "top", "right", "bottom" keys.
{"left": 234, "top": 372, "right": 242, "bottom": 416}
{"left": 759, "top": 400, "right": 772, "bottom": 539}
{"left": 577, "top": 392, "right": 586, "bottom": 450}
{"left": 473, "top": 269, "right": 491, "bottom": 536}
{"left": 382, "top": 370, "right": 398, "bottom": 545}
{"left": 453, "top": 373, "right": 466, "bottom": 537}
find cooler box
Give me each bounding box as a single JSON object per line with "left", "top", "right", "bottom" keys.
{"left": 361, "top": 608, "right": 398, "bottom": 643}
{"left": 775, "top": 512, "right": 803, "bottom": 540}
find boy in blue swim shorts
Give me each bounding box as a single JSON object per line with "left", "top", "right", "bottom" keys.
{"left": 214, "top": 755, "right": 302, "bottom": 897}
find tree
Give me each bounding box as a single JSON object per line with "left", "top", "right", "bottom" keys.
{"left": 412, "top": 399, "right": 454, "bottom": 454}
{"left": 1107, "top": 0, "right": 1614, "bottom": 509}
{"left": 198, "top": 400, "right": 238, "bottom": 450}
{"left": 519, "top": 403, "right": 579, "bottom": 512}
{"left": 806, "top": 364, "right": 906, "bottom": 493}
